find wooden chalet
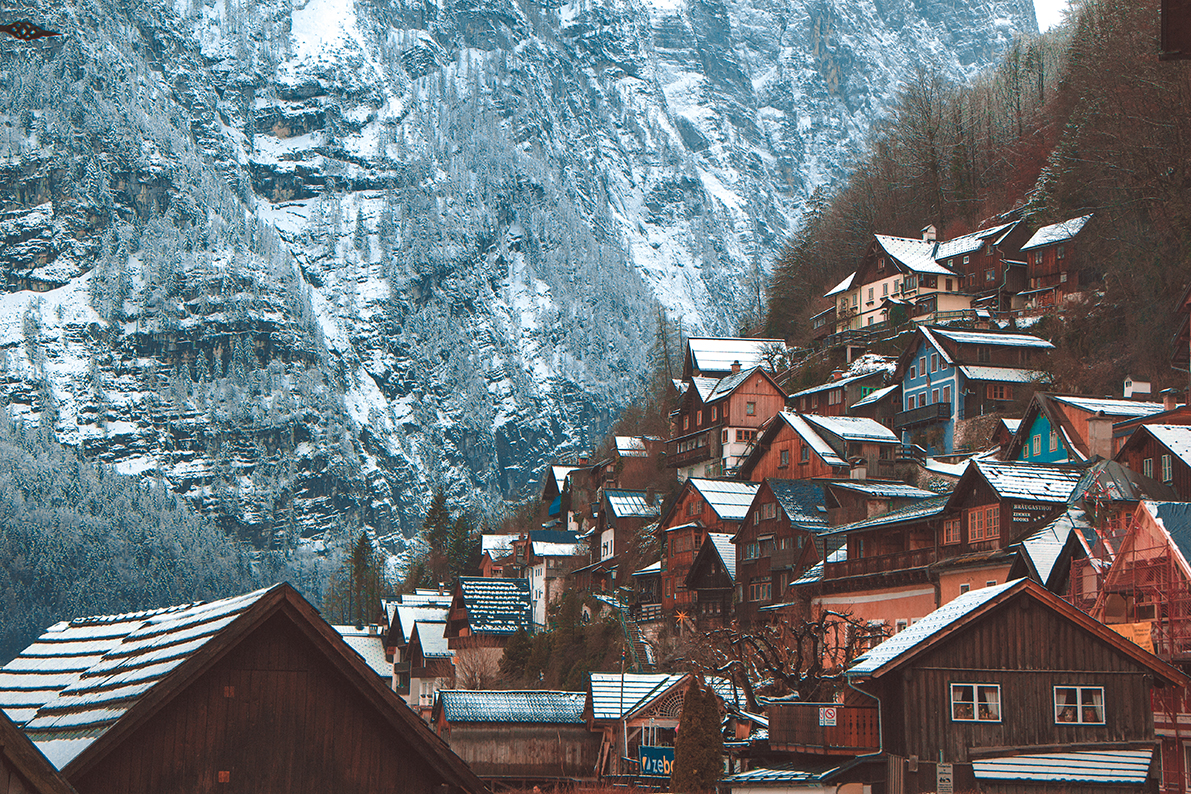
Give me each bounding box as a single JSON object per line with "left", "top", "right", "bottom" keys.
{"left": 446, "top": 578, "right": 533, "bottom": 684}
{"left": 1111, "top": 400, "right": 1191, "bottom": 457}
{"left": 1017, "top": 214, "right": 1094, "bottom": 311}
{"left": 822, "top": 479, "right": 938, "bottom": 527}
{"left": 538, "top": 463, "right": 597, "bottom": 536}
{"left": 574, "top": 489, "right": 661, "bottom": 594}
{"left": 789, "top": 578, "right": 1188, "bottom": 794}
{"left": 0, "top": 708, "right": 75, "bottom": 794}
{"left": 1082, "top": 501, "right": 1191, "bottom": 793}
{"left": 587, "top": 673, "right": 689, "bottom": 777}
{"left": 1004, "top": 392, "right": 1171, "bottom": 464}
{"left": 893, "top": 326, "right": 1052, "bottom": 453}
{"left": 932, "top": 220, "right": 1031, "bottom": 312}
{"left": 989, "top": 417, "right": 1021, "bottom": 453}
{"left": 408, "top": 620, "right": 454, "bottom": 716}
{"left": 479, "top": 534, "right": 516, "bottom": 577}
{"left": 682, "top": 337, "right": 782, "bottom": 379}
{"left": 0, "top": 583, "right": 486, "bottom": 794}
{"left": 657, "top": 478, "right": 759, "bottom": 613}
{"left": 432, "top": 690, "right": 599, "bottom": 781}
{"left": 1116, "top": 424, "right": 1191, "bottom": 499}
{"left": 668, "top": 365, "right": 786, "bottom": 481}
{"left": 788, "top": 365, "right": 891, "bottom": 417}
{"left": 733, "top": 479, "right": 830, "bottom": 628}
{"left": 848, "top": 383, "right": 901, "bottom": 430}
{"left": 683, "top": 533, "right": 736, "bottom": 629}
{"left": 384, "top": 601, "right": 449, "bottom": 703}
{"left": 738, "top": 411, "right": 901, "bottom": 483}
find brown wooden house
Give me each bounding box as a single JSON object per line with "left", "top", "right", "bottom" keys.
{"left": 789, "top": 368, "right": 891, "bottom": 417}
{"left": 657, "top": 478, "right": 759, "bottom": 613}
{"left": 667, "top": 365, "right": 786, "bottom": 481}
{"left": 446, "top": 578, "right": 532, "bottom": 686}
{"left": 737, "top": 412, "right": 900, "bottom": 483}
{"left": 1116, "top": 424, "right": 1191, "bottom": 499}
{"left": 0, "top": 584, "right": 486, "bottom": 794}
{"left": 682, "top": 337, "right": 783, "bottom": 379}
{"left": 683, "top": 533, "right": 736, "bottom": 629}
{"left": 1018, "top": 214, "right": 1094, "bottom": 311}
{"left": 770, "top": 578, "right": 1187, "bottom": 794}
{"left": 0, "top": 708, "right": 76, "bottom": 794}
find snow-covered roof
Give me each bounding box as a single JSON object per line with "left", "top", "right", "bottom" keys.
{"left": 615, "top": 436, "right": 658, "bottom": 457}
{"left": 394, "top": 605, "right": 449, "bottom": 645}
{"left": 455, "top": 578, "right": 533, "bottom": 635}
{"left": 589, "top": 673, "right": 687, "bottom": 721}
{"left": 606, "top": 489, "right": 663, "bottom": 519}
{"left": 687, "top": 338, "right": 782, "bottom": 374}
{"left": 1052, "top": 395, "right": 1166, "bottom": 417}
{"left": 932, "top": 328, "right": 1055, "bottom": 349}
{"left": 398, "top": 590, "right": 454, "bottom": 607}
{"left": 801, "top": 413, "right": 900, "bottom": 444}
{"left": 438, "top": 690, "right": 586, "bottom": 724}
{"left": 333, "top": 626, "right": 390, "bottom": 677}
{"left": 632, "top": 561, "right": 661, "bottom": 577}
{"left": 824, "top": 272, "right": 855, "bottom": 297}
{"left": 828, "top": 481, "right": 937, "bottom": 499}
{"left": 850, "top": 384, "right": 899, "bottom": 409}
{"left": 1001, "top": 418, "right": 1022, "bottom": 433}
{"left": 532, "top": 540, "right": 583, "bottom": 557}
{"left": 1015, "top": 509, "right": 1090, "bottom": 589}
{"left": 791, "top": 547, "right": 846, "bottom": 586}
{"left": 705, "top": 533, "right": 736, "bottom": 582}
{"left": 724, "top": 761, "right": 841, "bottom": 785}
{"left": 482, "top": 535, "right": 517, "bottom": 556}
{"left": 1145, "top": 425, "right": 1191, "bottom": 465}
{"left": 776, "top": 413, "right": 848, "bottom": 467}
{"left": 972, "top": 749, "right": 1153, "bottom": 786}
{"left": 767, "top": 479, "right": 829, "bottom": 529}
{"left": 848, "top": 580, "right": 1020, "bottom": 677}
{"left": 707, "top": 366, "right": 764, "bottom": 401}
{"left": 822, "top": 496, "right": 950, "bottom": 536}
{"left": 875, "top": 235, "right": 956, "bottom": 274}
{"left": 688, "top": 479, "right": 762, "bottom": 521}
{"left": 934, "top": 222, "right": 1016, "bottom": 261}
{"left": 411, "top": 621, "right": 451, "bottom": 658}
{"left": 789, "top": 372, "right": 880, "bottom": 399}
{"left": 1020, "top": 214, "right": 1093, "bottom": 251}
{"left": 973, "top": 460, "right": 1085, "bottom": 502}
{"left": 0, "top": 586, "right": 279, "bottom": 768}
{"left": 957, "top": 365, "right": 1048, "bottom": 384}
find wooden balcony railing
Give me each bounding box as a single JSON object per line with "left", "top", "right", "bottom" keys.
{"left": 665, "top": 432, "right": 716, "bottom": 469}
{"left": 893, "top": 402, "right": 951, "bottom": 430}
{"left": 825, "top": 547, "right": 938, "bottom": 580}
{"left": 769, "top": 703, "right": 880, "bottom": 755}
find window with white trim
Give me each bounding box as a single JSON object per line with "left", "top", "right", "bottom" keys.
{"left": 951, "top": 683, "right": 1001, "bottom": 722}
{"left": 1054, "top": 686, "right": 1104, "bottom": 724}
{"left": 1144, "top": 458, "right": 1154, "bottom": 478}
{"left": 1162, "top": 454, "right": 1173, "bottom": 483}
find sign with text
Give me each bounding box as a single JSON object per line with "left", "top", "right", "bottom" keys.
{"left": 639, "top": 745, "right": 674, "bottom": 778}
{"left": 818, "top": 706, "right": 837, "bottom": 726}
{"left": 937, "top": 762, "right": 954, "bottom": 794}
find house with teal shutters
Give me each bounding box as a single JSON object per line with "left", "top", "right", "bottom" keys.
{"left": 892, "top": 327, "right": 1052, "bottom": 453}
{"left": 1005, "top": 393, "right": 1171, "bottom": 464}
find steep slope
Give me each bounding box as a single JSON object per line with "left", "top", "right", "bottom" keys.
{"left": 0, "top": 0, "right": 1036, "bottom": 540}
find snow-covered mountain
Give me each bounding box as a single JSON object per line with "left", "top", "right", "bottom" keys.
{"left": 0, "top": 0, "right": 1035, "bottom": 541}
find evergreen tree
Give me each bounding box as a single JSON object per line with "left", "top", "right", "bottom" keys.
{"left": 325, "top": 531, "right": 389, "bottom": 626}
{"left": 671, "top": 676, "right": 723, "bottom": 793}
{"left": 499, "top": 626, "right": 532, "bottom": 678}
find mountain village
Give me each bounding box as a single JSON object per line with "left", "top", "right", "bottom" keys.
{"left": 3, "top": 212, "right": 1191, "bottom": 794}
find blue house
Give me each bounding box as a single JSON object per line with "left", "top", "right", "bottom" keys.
{"left": 1004, "top": 393, "right": 1170, "bottom": 464}
{"left": 892, "top": 327, "right": 1052, "bottom": 453}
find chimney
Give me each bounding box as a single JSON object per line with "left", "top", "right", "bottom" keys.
{"left": 731, "top": 360, "right": 741, "bottom": 374}
{"left": 1162, "top": 388, "right": 1181, "bottom": 411}
{"left": 1087, "top": 411, "right": 1114, "bottom": 460}
{"left": 921, "top": 224, "right": 937, "bottom": 242}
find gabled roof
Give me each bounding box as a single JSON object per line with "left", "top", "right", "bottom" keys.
{"left": 615, "top": 436, "right": 658, "bottom": 458}
{"left": 453, "top": 578, "right": 533, "bottom": 635}
{"left": 333, "top": 626, "right": 390, "bottom": 677}
{"left": 0, "top": 584, "right": 486, "bottom": 792}
{"left": 800, "top": 414, "right": 900, "bottom": 444}
{"left": 1011, "top": 509, "right": 1092, "bottom": 590}
{"left": 957, "top": 365, "right": 1047, "bottom": 383}
{"left": 874, "top": 235, "right": 955, "bottom": 275}
{"left": 1072, "top": 458, "right": 1177, "bottom": 504}
{"left": 632, "top": 561, "right": 661, "bottom": 577}
{"left": 436, "top": 690, "right": 586, "bottom": 724}
{"left": 685, "top": 337, "right": 782, "bottom": 376}
{"left": 531, "top": 540, "right": 583, "bottom": 557}
{"left": 605, "top": 490, "right": 662, "bottom": 521}
{"left": 827, "top": 480, "right": 937, "bottom": 499}
{"left": 824, "top": 273, "right": 855, "bottom": 297}
{"left": 789, "top": 370, "right": 884, "bottom": 399}
{"left": 821, "top": 495, "right": 950, "bottom": 536}
{"left": 933, "top": 221, "right": 1016, "bottom": 261}
{"left": 391, "top": 604, "right": 449, "bottom": 645}
{"left": 847, "top": 578, "right": 1188, "bottom": 686}
{"left": 1020, "top": 214, "right": 1093, "bottom": 251}
{"left": 960, "top": 459, "right": 1086, "bottom": 503}
{"left": 589, "top": 673, "right": 687, "bottom": 721}
{"left": 1052, "top": 394, "right": 1167, "bottom": 417}
{"left": 1139, "top": 424, "right": 1191, "bottom": 465}
{"left": 706, "top": 534, "right": 736, "bottom": 582}
{"left": 687, "top": 479, "right": 762, "bottom": 522}
{"left": 481, "top": 534, "right": 517, "bottom": 557}
{"left": 773, "top": 413, "right": 848, "bottom": 467}
{"left": 1145, "top": 501, "right": 1191, "bottom": 572}
{"left": 850, "top": 384, "right": 898, "bottom": 410}
{"left": 765, "top": 479, "right": 828, "bottom": 529}
{"left": 931, "top": 328, "right": 1055, "bottom": 349}
{"left": 411, "top": 621, "right": 452, "bottom": 659}
{"left": 790, "top": 547, "right": 847, "bottom": 587}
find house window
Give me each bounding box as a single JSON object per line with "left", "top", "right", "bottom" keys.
{"left": 780, "top": 449, "right": 789, "bottom": 467}
{"left": 931, "top": 354, "right": 939, "bottom": 372}
{"left": 684, "top": 415, "right": 690, "bottom": 431}
{"left": 1049, "top": 430, "right": 1058, "bottom": 452}
{"left": 985, "top": 506, "right": 1000, "bottom": 539}
{"left": 712, "top": 406, "right": 718, "bottom": 421}
{"left": 1163, "top": 454, "right": 1173, "bottom": 483}
{"left": 909, "top": 365, "right": 916, "bottom": 380}
{"left": 867, "top": 316, "right": 874, "bottom": 326}
{"left": 878, "top": 257, "right": 885, "bottom": 270}
{"left": 883, "top": 282, "right": 889, "bottom": 296}
{"left": 978, "top": 346, "right": 991, "bottom": 363}
{"left": 1057, "top": 245, "right": 1066, "bottom": 259}
{"left": 722, "top": 429, "right": 728, "bottom": 444}
{"left": 1033, "top": 434, "right": 1042, "bottom": 456}
{"left": 746, "top": 402, "right": 756, "bottom": 416}
{"left": 905, "top": 276, "right": 917, "bottom": 291}
{"left": 762, "top": 502, "right": 778, "bottom": 520}
{"left": 737, "top": 429, "right": 757, "bottom": 443}
{"left": 893, "top": 279, "right": 901, "bottom": 293}
{"left": 829, "top": 389, "right": 842, "bottom": 405}
{"left": 943, "top": 385, "right": 951, "bottom": 404}
{"left": 748, "top": 577, "right": 772, "bottom": 601}
{"left": 867, "top": 287, "right": 874, "bottom": 303}
{"left": 985, "top": 268, "right": 995, "bottom": 282}
{"left": 696, "top": 410, "right": 702, "bottom": 426}
{"left": 920, "top": 357, "right": 927, "bottom": 375}
{"left": 963, "top": 255, "right": 971, "bottom": 265}
{"left": 1060, "top": 272, "right": 1068, "bottom": 283}
{"left": 1054, "top": 686, "right": 1104, "bottom": 724}
{"left": 987, "top": 384, "right": 1012, "bottom": 401}
{"left": 946, "top": 278, "right": 953, "bottom": 291}
{"left": 969, "top": 508, "right": 984, "bottom": 541}
{"left": 959, "top": 583, "right": 970, "bottom": 594}
{"left": 800, "top": 445, "right": 810, "bottom": 463}
{"left": 687, "top": 500, "right": 702, "bottom": 517}
{"left": 932, "top": 388, "right": 939, "bottom": 404}
{"left": 852, "top": 294, "right": 858, "bottom": 307}
{"left": 951, "top": 683, "right": 1000, "bottom": 722}
{"left": 943, "top": 518, "right": 961, "bottom": 545}
{"left": 744, "top": 542, "right": 760, "bottom": 560}
{"left": 895, "top": 619, "right": 909, "bottom": 633}
{"left": 1144, "top": 458, "right": 1154, "bottom": 478}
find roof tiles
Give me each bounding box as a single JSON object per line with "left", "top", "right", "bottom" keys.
{"left": 439, "top": 690, "right": 587, "bottom": 724}
{"left": 456, "top": 578, "right": 533, "bottom": 635}
{"left": 688, "top": 479, "right": 762, "bottom": 521}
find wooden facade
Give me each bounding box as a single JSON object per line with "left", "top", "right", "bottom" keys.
{"left": 790, "top": 371, "right": 888, "bottom": 417}
{"left": 1117, "top": 425, "right": 1191, "bottom": 499}
{"left": 739, "top": 415, "right": 846, "bottom": 483}
{"left": 684, "top": 536, "right": 734, "bottom": 629}
{"left": 0, "top": 709, "right": 75, "bottom": 794}
{"left": 657, "top": 481, "right": 751, "bottom": 613}
{"left": 435, "top": 722, "right": 598, "bottom": 780}
{"left": 1020, "top": 216, "right": 1093, "bottom": 309}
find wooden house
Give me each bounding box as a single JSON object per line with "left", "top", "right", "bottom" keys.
{"left": 932, "top": 221, "right": 1031, "bottom": 312}
{"left": 893, "top": 326, "right": 1052, "bottom": 453}
{"left": 384, "top": 602, "right": 449, "bottom": 703}
{"left": 1017, "top": 214, "right": 1094, "bottom": 310}
{"left": 446, "top": 577, "right": 533, "bottom": 684}
{"left": 587, "top": 673, "right": 688, "bottom": 777}
{"left": 1116, "top": 424, "right": 1191, "bottom": 498}
{"left": 538, "top": 464, "right": 589, "bottom": 535}
{"left": 1111, "top": 401, "right": 1191, "bottom": 457}
{"left": 408, "top": 620, "right": 454, "bottom": 717}
{"left": 822, "top": 480, "right": 937, "bottom": 527}
{"left": 682, "top": 337, "right": 783, "bottom": 379}
{"left": 825, "top": 578, "right": 1183, "bottom": 793}
{"left": 658, "top": 478, "right": 759, "bottom": 613}
{"left": 0, "top": 583, "right": 486, "bottom": 794}
{"left": 738, "top": 411, "right": 900, "bottom": 482}
{"left": 431, "top": 690, "right": 599, "bottom": 781}
{"left": 668, "top": 365, "right": 787, "bottom": 481}
{"left": 479, "top": 534, "right": 516, "bottom": 577}
{"left": 733, "top": 479, "right": 831, "bottom": 628}
{"left": 574, "top": 489, "right": 660, "bottom": 594}
{"left": 788, "top": 366, "right": 891, "bottom": 417}
{"left": 683, "top": 533, "right": 736, "bottom": 629}
{"left": 848, "top": 383, "right": 901, "bottom": 430}
{"left": 0, "top": 708, "right": 76, "bottom": 794}
{"left": 1005, "top": 393, "right": 1170, "bottom": 463}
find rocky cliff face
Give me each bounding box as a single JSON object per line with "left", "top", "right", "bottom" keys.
{"left": 0, "top": 0, "right": 1035, "bottom": 543}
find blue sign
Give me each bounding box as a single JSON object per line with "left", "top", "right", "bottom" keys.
{"left": 639, "top": 745, "right": 675, "bottom": 778}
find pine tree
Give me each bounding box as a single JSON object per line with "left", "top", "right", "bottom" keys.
{"left": 499, "top": 626, "right": 532, "bottom": 678}
{"left": 671, "top": 676, "right": 723, "bottom": 793}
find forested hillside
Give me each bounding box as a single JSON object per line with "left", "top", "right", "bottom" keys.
{"left": 765, "top": 0, "right": 1191, "bottom": 392}
{"left": 0, "top": 417, "right": 330, "bottom": 662}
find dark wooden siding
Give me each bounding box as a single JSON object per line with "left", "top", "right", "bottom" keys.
{"left": 73, "top": 614, "right": 448, "bottom": 794}
{"left": 443, "top": 724, "right": 599, "bottom": 778}
{"left": 745, "top": 424, "right": 840, "bottom": 483}
{"left": 883, "top": 596, "right": 1156, "bottom": 762}
{"left": 1119, "top": 432, "right": 1191, "bottom": 499}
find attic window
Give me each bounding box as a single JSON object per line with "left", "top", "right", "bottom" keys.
{"left": 963, "top": 255, "right": 970, "bottom": 265}
{"left": 746, "top": 402, "right": 756, "bottom": 416}
{"left": 1057, "top": 245, "right": 1066, "bottom": 259}
{"left": 878, "top": 257, "right": 885, "bottom": 270}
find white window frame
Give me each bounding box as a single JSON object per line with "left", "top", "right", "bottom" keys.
{"left": 1053, "top": 686, "right": 1105, "bottom": 725}
{"left": 1163, "top": 454, "right": 1173, "bottom": 483}
{"left": 951, "top": 683, "right": 1001, "bottom": 722}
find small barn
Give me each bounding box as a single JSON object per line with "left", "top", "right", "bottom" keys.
{"left": 432, "top": 690, "right": 599, "bottom": 782}
{"left": 0, "top": 584, "right": 486, "bottom": 794}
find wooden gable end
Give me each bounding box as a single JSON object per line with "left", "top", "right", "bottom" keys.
{"left": 0, "top": 709, "right": 76, "bottom": 794}
{"left": 744, "top": 420, "right": 840, "bottom": 483}
{"left": 686, "top": 542, "right": 733, "bottom": 591}
{"left": 69, "top": 610, "right": 478, "bottom": 794}
{"left": 881, "top": 590, "right": 1163, "bottom": 763}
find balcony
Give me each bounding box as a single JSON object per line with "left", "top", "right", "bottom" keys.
{"left": 769, "top": 703, "right": 880, "bottom": 755}
{"left": 825, "top": 547, "right": 938, "bottom": 580}
{"left": 665, "top": 431, "right": 717, "bottom": 469}
{"left": 893, "top": 402, "right": 952, "bottom": 430}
